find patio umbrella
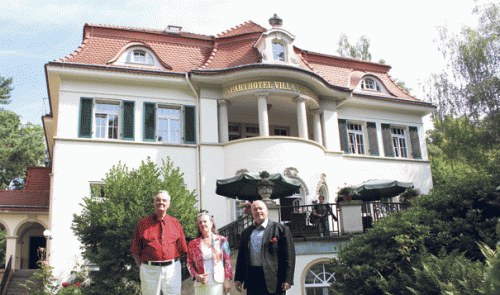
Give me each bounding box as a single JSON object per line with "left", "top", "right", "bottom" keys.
{"left": 353, "top": 179, "right": 413, "bottom": 201}
{"left": 216, "top": 171, "right": 301, "bottom": 201}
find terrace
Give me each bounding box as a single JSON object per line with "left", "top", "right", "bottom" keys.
{"left": 219, "top": 201, "right": 410, "bottom": 249}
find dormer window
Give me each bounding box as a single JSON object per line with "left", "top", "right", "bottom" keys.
{"left": 126, "top": 49, "right": 154, "bottom": 65}
{"left": 273, "top": 41, "right": 286, "bottom": 61}
{"left": 361, "top": 78, "right": 382, "bottom": 91}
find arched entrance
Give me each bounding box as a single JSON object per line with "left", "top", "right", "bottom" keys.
{"left": 15, "top": 222, "right": 46, "bottom": 269}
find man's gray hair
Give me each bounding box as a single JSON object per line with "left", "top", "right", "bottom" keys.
{"left": 156, "top": 190, "right": 171, "bottom": 201}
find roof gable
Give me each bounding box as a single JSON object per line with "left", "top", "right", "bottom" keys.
{"left": 0, "top": 167, "right": 51, "bottom": 211}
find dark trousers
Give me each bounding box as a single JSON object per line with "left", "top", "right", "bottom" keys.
{"left": 247, "top": 266, "right": 285, "bottom": 295}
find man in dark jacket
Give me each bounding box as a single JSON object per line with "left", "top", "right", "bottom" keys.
{"left": 311, "top": 195, "right": 337, "bottom": 237}
{"left": 234, "top": 200, "right": 296, "bottom": 295}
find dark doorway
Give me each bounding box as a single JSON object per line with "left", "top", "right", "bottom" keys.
{"left": 29, "top": 237, "right": 46, "bottom": 269}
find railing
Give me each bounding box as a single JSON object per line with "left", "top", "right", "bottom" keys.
{"left": 219, "top": 214, "right": 254, "bottom": 249}
{"left": 0, "top": 255, "right": 12, "bottom": 295}
{"left": 279, "top": 203, "right": 341, "bottom": 238}
{"left": 218, "top": 201, "right": 410, "bottom": 247}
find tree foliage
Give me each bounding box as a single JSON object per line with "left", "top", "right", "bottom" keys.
{"left": 0, "top": 76, "right": 13, "bottom": 104}
{"left": 0, "top": 109, "right": 45, "bottom": 189}
{"left": 424, "top": 2, "right": 500, "bottom": 138}
{"left": 329, "top": 170, "right": 500, "bottom": 295}
{"left": 337, "top": 33, "right": 373, "bottom": 61}
{"left": 71, "top": 157, "right": 198, "bottom": 294}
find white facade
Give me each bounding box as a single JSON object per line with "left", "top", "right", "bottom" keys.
{"left": 41, "top": 19, "right": 435, "bottom": 294}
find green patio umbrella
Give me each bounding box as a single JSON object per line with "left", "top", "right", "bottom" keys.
{"left": 353, "top": 179, "right": 414, "bottom": 201}
{"left": 216, "top": 171, "right": 301, "bottom": 201}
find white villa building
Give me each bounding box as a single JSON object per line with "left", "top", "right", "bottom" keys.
{"left": 2, "top": 15, "right": 435, "bottom": 294}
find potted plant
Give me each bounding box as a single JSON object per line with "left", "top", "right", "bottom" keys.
{"left": 238, "top": 201, "right": 252, "bottom": 216}
{"left": 337, "top": 185, "right": 358, "bottom": 201}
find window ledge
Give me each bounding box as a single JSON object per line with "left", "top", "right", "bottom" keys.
{"left": 55, "top": 137, "right": 197, "bottom": 148}
{"left": 342, "top": 153, "right": 430, "bottom": 163}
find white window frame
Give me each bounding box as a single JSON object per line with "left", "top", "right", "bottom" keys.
{"left": 304, "top": 261, "right": 336, "bottom": 295}
{"left": 272, "top": 41, "right": 286, "bottom": 61}
{"left": 361, "top": 77, "right": 382, "bottom": 92}
{"left": 126, "top": 49, "right": 154, "bottom": 65}
{"left": 347, "top": 122, "right": 365, "bottom": 155}
{"left": 272, "top": 126, "right": 289, "bottom": 136}
{"left": 157, "top": 105, "right": 182, "bottom": 144}
{"left": 228, "top": 123, "right": 242, "bottom": 141}
{"left": 89, "top": 182, "right": 105, "bottom": 202}
{"left": 94, "top": 100, "right": 120, "bottom": 140}
{"left": 391, "top": 127, "right": 408, "bottom": 158}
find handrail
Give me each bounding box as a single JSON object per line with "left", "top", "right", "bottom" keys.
{"left": 219, "top": 214, "right": 254, "bottom": 249}
{"left": 0, "top": 255, "right": 13, "bottom": 295}
{"left": 218, "top": 201, "right": 410, "bottom": 246}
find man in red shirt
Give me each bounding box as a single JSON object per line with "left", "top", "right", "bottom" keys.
{"left": 131, "top": 190, "right": 188, "bottom": 295}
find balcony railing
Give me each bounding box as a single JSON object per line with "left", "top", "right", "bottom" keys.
{"left": 219, "top": 201, "right": 409, "bottom": 249}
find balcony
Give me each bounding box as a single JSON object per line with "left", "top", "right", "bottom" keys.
{"left": 219, "top": 201, "right": 410, "bottom": 249}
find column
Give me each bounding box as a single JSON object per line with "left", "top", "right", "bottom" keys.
{"left": 218, "top": 99, "right": 230, "bottom": 143}
{"left": 5, "top": 235, "right": 17, "bottom": 268}
{"left": 293, "top": 96, "right": 309, "bottom": 139}
{"left": 256, "top": 92, "right": 270, "bottom": 137}
{"left": 312, "top": 109, "right": 323, "bottom": 144}
{"left": 338, "top": 200, "right": 364, "bottom": 234}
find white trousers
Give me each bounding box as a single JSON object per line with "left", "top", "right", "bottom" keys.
{"left": 140, "top": 260, "right": 182, "bottom": 295}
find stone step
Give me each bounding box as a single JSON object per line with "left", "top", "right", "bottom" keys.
{"left": 4, "top": 269, "right": 42, "bottom": 295}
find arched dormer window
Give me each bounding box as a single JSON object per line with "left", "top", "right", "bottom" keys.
{"left": 126, "top": 49, "right": 154, "bottom": 65}
{"left": 272, "top": 41, "right": 286, "bottom": 61}
{"left": 361, "top": 77, "right": 382, "bottom": 92}
{"left": 108, "top": 44, "right": 171, "bottom": 70}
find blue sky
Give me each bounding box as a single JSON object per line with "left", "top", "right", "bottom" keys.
{"left": 0, "top": 0, "right": 485, "bottom": 126}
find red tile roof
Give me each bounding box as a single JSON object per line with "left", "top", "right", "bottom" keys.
{"left": 0, "top": 167, "right": 51, "bottom": 211}
{"left": 50, "top": 21, "right": 422, "bottom": 102}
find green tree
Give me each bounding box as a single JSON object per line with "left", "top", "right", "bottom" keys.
{"left": 337, "top": 33, "right": 372, "bottom": 61}
{"left": 71, "top": 157, "right": 198, "bottom": 294}
{"left": 0, "top": 109, "right": 45, "bottom": 189}
{"left": 0, "top": 76, "right": 13, "bottom": 104}
{"left": 425, "top": 2, "right": 500, "bottom": 137}
{"left": 329, "top": 170, "right": 500, "bottom": 295}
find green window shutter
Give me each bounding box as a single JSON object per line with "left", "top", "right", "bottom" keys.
{"left": 367, "top": 122, "right": 379, "bottom": 156}
{"left": 183, "top": 105, "right": 196, "bottom": 144}
{"left": 338, "top": 119, "right": 349, "bottom": 153}
{"left": 409, "top": 126, "right": 422, "bottom": 159}
{"left": 122, "top": 101, "right": 135, "bottom": 140}
{"left": 143, "top": 102, "right": 156, "bottom": 141}
{"left": 381, "top": 123, "right": 394, "bottom": 157}
{"left": 78, "top": 97, "right": 93, "bottom": 138}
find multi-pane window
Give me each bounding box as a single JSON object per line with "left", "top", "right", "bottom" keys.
{"left": 392, "top": 127, "right": 408, "bottom": 158}
{"left": 126, "top": 49, "right": 154, "bottom": 65}
{"left": 273, "top": 126, "right": 289, "bottom": 136}
{"left": 245, "top": 125, "right": 260, "bottom": 137}
{"left": 95, "top": 102, "right": 119, "bottom": 139}
{"left": 361, "top": 78, "right": 381, "bottom": 91}
{"left": 79, "top": 98, "right": 134, "bottom": 140}
{"left": 304, "top": 262, "right": 336, "bottom": 295}
{"left": 347, "top": 123, "right": 365, "bottom": 154}
{"left": 158, "top": 106, "right": 181, "bottom": 144}
{"left": 272, "top": 42, "right": 286, "bottom": 61}
{"left": 228, "top": 124, "right": 241, "bottom": 141}
{"left": 90, "top": 183, "right": 105, "bottom": 202}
